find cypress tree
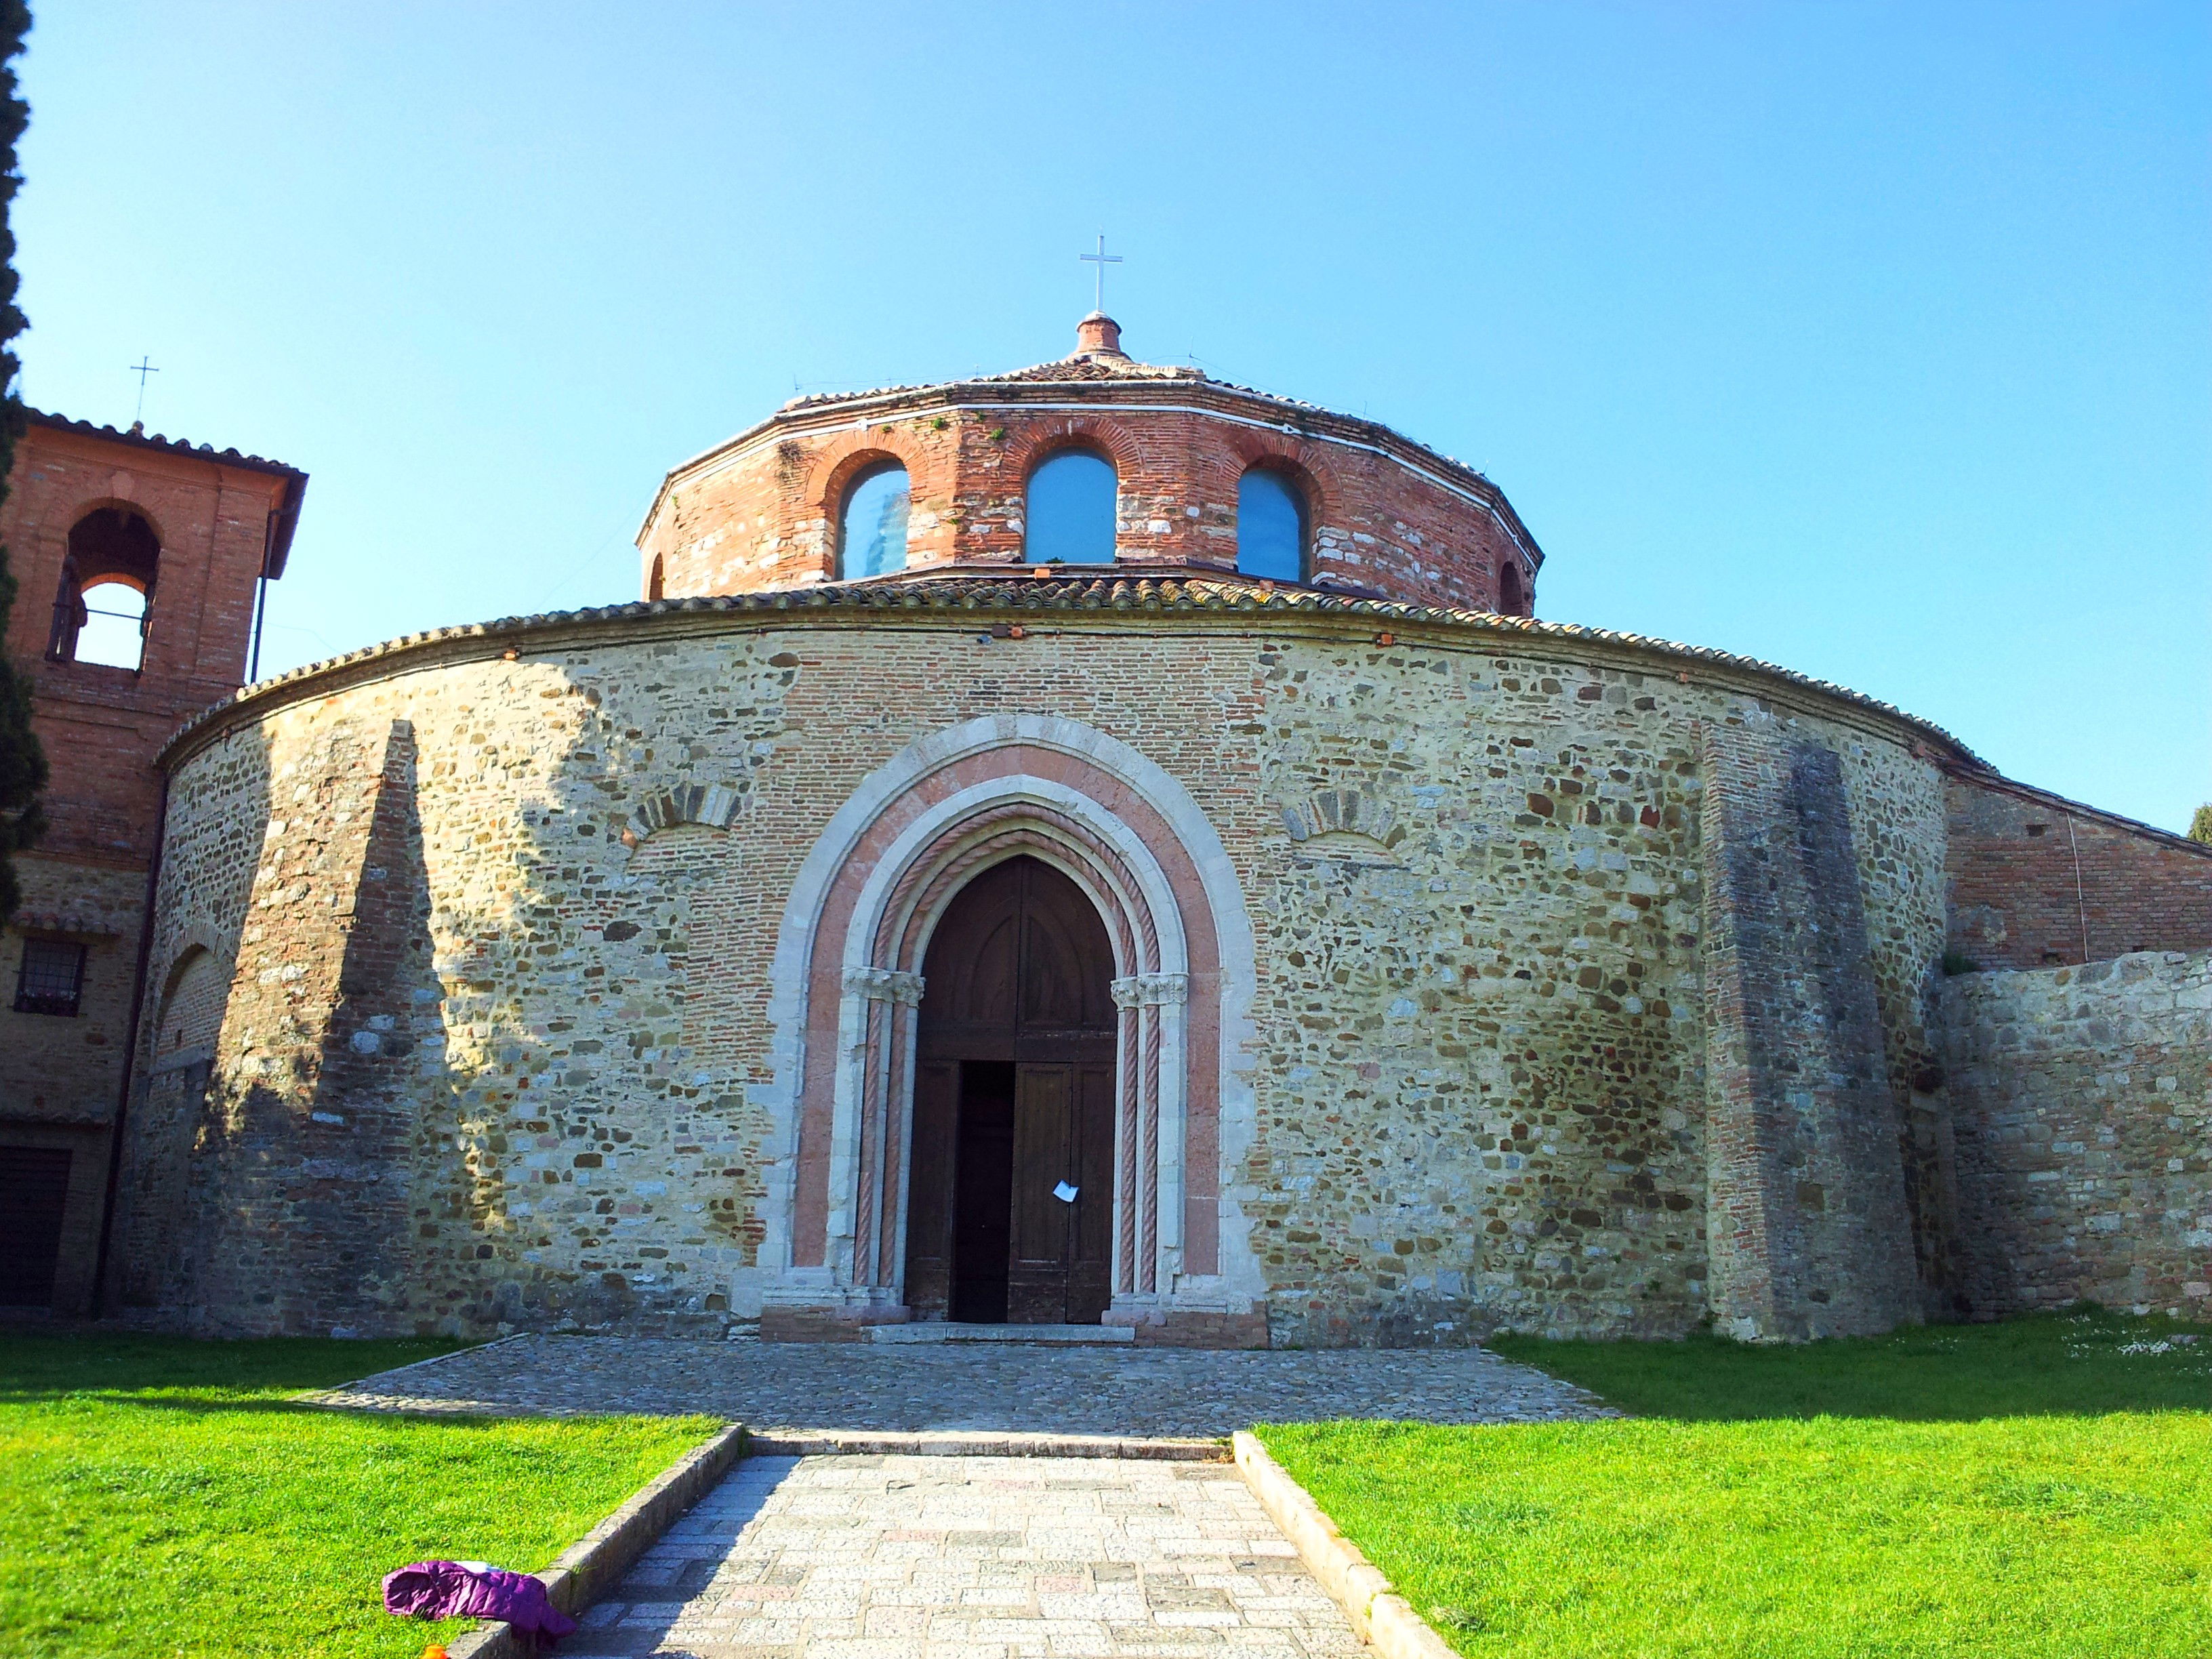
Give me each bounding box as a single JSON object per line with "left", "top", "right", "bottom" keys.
{"left": 0, "top": 1, "right": 47, "bottom": 922}
{"left": 2190, "top": 805, "right": 2212, "bottom": 846}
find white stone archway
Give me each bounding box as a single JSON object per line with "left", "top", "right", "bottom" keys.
{"left": 756, "top": 716, "right": 1259, "bottom": 1340}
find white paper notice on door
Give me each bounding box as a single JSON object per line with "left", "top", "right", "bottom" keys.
{"left": 1052, "top": 1181, "right": 1079, "bottom": 1204}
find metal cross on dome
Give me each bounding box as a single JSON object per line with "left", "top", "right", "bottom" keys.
{"left": 1079, "top": 233, "right": 1122, "bottom": 314}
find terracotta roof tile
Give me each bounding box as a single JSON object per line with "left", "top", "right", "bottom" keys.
{"left": 24, "top": 407, "right": 304, "bottom": 478}
{"left": 161, "top": 568, "right": 1988, "bottom": 775}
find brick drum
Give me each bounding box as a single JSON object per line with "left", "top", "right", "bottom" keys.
{"left": 636, "top": 317, "right": 1541, "bottom": 616}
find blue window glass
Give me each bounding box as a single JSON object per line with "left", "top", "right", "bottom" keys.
{"left": 1024, "top": 451, "right": 1118, "bottom": 564}
{"left": 1237, "top": 469, "right": 1306, "bottom": 581}
{"left": 839, "top": 462, "right": 910, "bottom": 579}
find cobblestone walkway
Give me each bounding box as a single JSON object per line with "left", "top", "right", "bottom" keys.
{"left": 567, "top": 1452, "right": 1365, "bottom": 1658}
{"left": 319, "top": 1335, "right": 1605, "bottom": 1435}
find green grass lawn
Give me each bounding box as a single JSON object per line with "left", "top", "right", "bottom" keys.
{"left": 0, "top": 1333, "right": 718, "bottom": 1659}
{"left": 1264, "top": 1309, "right": 2212, "bottom": 1659}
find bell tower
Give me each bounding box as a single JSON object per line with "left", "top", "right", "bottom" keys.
{"left": 0, "top": 409, "right": 306, "bottom": 1314}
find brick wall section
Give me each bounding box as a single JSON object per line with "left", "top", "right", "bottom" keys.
{"left": 0, "top": 857, "right": 146, "bottom": 1313}
{"left": 638, "top": 361, "right": 1540, "bottom": 615}
{"left": 125, "top": 719, "right": 429, "bottom": 1332}
{"left": 0, "top": 415, "right": 302, "bottom": 1313}
{"left": 128, "top": 597, "right": 1960, "bottom": 1343}
{"left": 1698, "top": 717, "right": 1925, "bottom": 1339}
{"left": 1944, "top": 951, "right": 2211, "bottom": 1320}
{"left": 1944, "top": 773, "right": 2212, "bottom": 970}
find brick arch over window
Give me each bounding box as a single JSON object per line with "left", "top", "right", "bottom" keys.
{"left": 759, "top": 715, "right": 1258, "bottom": 1334}
{"left": 1000, "top": 419, "right": 1143, "bottom": 485}
{"left": 811, "top": 442, "right": 916, "bottom": 520}
{"left": 806, "top": 436, "right": 936, "bottom": 579}
{"left": 154, "top": 940, "right": 230, "bottom": 1059}
{"left": 1218, "top": 434, "right": 1340, "bottom": 520}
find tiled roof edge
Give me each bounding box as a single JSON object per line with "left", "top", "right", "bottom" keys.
{"left": 157, "top": 576, "right": 1987, "bottom": 772}
{"left": 1940, "top": 764, "right": 2212, "bottom": 858}
{"left": 24, "top": 407, "right": 306, "bottom": 478}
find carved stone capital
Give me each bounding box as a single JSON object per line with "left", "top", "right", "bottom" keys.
{"left": 843, "top": 965, "right": 925, "bottom": 1006}
{"left": 1111, "top": 972, "right": 1189, "bottom": 1009}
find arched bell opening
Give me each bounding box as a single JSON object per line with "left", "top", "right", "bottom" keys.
{"left": 903, "top": 855, "right": 1118, "bottom": 1325}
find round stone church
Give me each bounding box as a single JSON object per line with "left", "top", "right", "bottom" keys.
{"left": 114, "top": 314, "right": 2033, "bottom": 1348}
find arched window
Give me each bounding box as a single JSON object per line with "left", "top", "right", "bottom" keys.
{"left": 838, "top": 461, "right": 911, "bottom": 579}
{"left": 1024, "top": 450, "right": 1117, "bottom": 564}
{"left": 646, "top": 554, "right": 665, "bottom": 601}
{"left": 1498, "top": 560, "right": 1528, "bottom": 617}
{"left": 50, "top": 507, "right": 159, "bottom": 670}
{"left": 1236, "top": 468, "right": 1307, "bottom": 581}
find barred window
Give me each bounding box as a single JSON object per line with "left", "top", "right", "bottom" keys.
{"left": 14, "top": 939, "right": 86, "bottom": 1017}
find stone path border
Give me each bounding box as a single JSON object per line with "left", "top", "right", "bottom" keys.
{"left": 752, "top": 1428, "right": 1225, "bottom": 1460}
{"left": 1233, "top": 1431, "right": 1456, "bottom": 1659}
{"left": 446, "top": 1422, "right": 749, "bottom": 1659}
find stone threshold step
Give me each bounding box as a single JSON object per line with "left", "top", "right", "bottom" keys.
{"left": 749, "top": 1429, "right": 1228, "bottom": 1460}
{"left": 866, "top": 1321, "right": 1136, "bottom": 1345}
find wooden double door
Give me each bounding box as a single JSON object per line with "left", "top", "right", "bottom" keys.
{"left": 905, "top": 857, "right": 1117, "bottom": 1326}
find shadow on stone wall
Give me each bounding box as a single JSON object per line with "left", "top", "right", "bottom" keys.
{"left": 177, "top": 719, "right": 435, "bottom": 1333}
{"left": 112, "top": 722, "right": 275, "bottom": 1316}
{"left": 1702, "top": 725, "right": 1924, "bottom": 1340}
{"left": 125, "top": 638, "right": 797, "bottom": 1340}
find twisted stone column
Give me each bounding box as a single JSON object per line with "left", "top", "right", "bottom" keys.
{"left": 841, "top": 965, "right": 923, "bottom": 1290}
{"left": 1111, "top": 971, "right": 1189, "bottom": 1300}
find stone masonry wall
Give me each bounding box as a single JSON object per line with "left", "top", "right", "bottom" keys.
{"left": 131, "top": 605, "right": 1954, "bottom": 1343}
{"left": 1944, "top": 950, "right": 2212, "bottom": 1322}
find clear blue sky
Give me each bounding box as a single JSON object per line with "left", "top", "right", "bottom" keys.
{"left": 17, "top": 3, "right": 2209, "bottom": 830}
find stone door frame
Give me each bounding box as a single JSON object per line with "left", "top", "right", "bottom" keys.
{"left": 760, "top": 715, "right": 1258, "bottom": 1337}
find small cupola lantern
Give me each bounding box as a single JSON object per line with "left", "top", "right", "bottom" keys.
{"left": 1073, "top": 312, "right": 1127, "bottom": 360}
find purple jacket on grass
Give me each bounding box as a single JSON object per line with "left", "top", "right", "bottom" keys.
{"left": 384, "top": 1560, "right": 579, "bottom": 1650}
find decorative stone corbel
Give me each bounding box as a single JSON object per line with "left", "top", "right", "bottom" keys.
{"left": 1111, "top": 971, "right": 1189, "bottom": 1008}
{"left": 842, "top": 965, "right": 925, "bottom": 1006}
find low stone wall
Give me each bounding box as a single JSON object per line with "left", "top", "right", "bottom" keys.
{"left": 1943, "top": 950, "right": 2212, "bottom": 1320}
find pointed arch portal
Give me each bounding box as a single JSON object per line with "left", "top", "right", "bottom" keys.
{"left": 760, "top": 715, "right": 1257, "bottom": 1339}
